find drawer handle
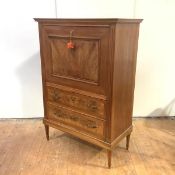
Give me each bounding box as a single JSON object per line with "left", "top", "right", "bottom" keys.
{"left": 87, "top": 121, "right": 98, "bottom": 128}
{"left": 87, "top": 101, "right": 98, "bottom": 111}
{"left": 54, "top": 109, "right": 67, "bottom": 119}
{"left": 70, "top": 96, "right": 76, "bottom": 103}
{"left": 52, "top": 91, "right": 61, "bottom": 101}
{"left": 54, "top": 110, "right": 61, "bottom": 117}
{"left": 70, "top": 115, "right": 79, "bottom": 121}
{"left": 81, "top": 119, "right": 98, "bottom": 129}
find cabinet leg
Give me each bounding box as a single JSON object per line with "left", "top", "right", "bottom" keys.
{"left": 44, "top": 125, "right": 49, "bottom": 141}
{"left": 126, "top": 134, "right": 131, "bottom": 150}
{"left": 107, "top": 150, "right": 112, "bottom": 168}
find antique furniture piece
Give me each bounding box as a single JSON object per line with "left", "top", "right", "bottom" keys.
{"left": 35, "top": 18, "right": 142, "bottom": 168}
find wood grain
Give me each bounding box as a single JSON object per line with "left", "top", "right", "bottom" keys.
{"left": 50, "top": 37, "right": 99, "bottom": 83}
{"left": 0, "top": 118, "right": 174, "bottom": 175}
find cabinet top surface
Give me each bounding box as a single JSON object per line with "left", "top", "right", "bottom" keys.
{"left": 34, "top": 18, "right": 143, "bottom": 24}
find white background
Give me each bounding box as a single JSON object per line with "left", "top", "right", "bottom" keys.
{"left": 0, "top": 0, "right": 175, "bottom": 118}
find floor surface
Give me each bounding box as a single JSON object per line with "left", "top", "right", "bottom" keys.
{"left": 0, "top": 118, "right": 174, "bottom": 175}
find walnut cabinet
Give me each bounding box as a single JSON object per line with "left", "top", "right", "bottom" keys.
{"left": 35, "top": 18, "right": 142, "bottom": 168}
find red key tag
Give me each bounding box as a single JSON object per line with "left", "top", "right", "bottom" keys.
{"left": 67, "top": 41, "right": 74, "bottom": 49}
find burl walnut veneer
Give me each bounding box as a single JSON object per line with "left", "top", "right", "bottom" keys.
{"left": 35, "top": 18, "right": 142, "bottom": 168}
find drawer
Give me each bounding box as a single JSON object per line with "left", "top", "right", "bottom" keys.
{"left": 47, "top": 86, "right": 105, "bottom": 118}
{"left": 47, "top": 103, "right": 105, "bottom": 139}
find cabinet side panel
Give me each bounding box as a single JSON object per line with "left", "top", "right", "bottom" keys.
{"left": 38, "top": 23, "right": 48, "bottom": 119}
{"left": 111, "top": 23, "right": 140, "bottom": 141}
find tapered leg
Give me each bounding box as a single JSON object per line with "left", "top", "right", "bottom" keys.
{"left": 44, "top": 125, "right": 49, "bottom": 141}
{"left": 107, "top": 150, "right": 112, "bottom": 168}
{"left": 126, "top": 134, "right": 131, "bottom": 150}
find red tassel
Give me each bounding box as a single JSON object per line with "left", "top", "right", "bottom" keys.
{"left": 67, "top": 41, "right": 74, "bottom": 49}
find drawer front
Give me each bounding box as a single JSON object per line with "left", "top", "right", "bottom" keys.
{"left": 40, "top": 24, "right": 111, "bottom": 94}
{"left": 47, "top": 86, "right": 105, "bottom": 118}
{"left": 47, "top": 104, "right": 105, "bottom": 139}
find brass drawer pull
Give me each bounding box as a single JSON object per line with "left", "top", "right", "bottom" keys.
{"left": 87, "top": 101, "right": 98, "bottom": 111}
{"left": 52, "top": 91, "right": 61, "bottom": 101}
{"left": 70, "top": 115, "right": 79, "bottom": 121}
{"left": 54, "top": 109, "right": 63, "bottom": 118}
{"left": 87, "top": 123, "right": 98, "bottom": 128}
{"left": 80, "top": 119, "right": 98, "bottom": 129}
{"left": 70, "top": 96, "right": 76, "bottom": 103}
{"left": 86, "top": 120, "right": 98, "bottom": 128}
